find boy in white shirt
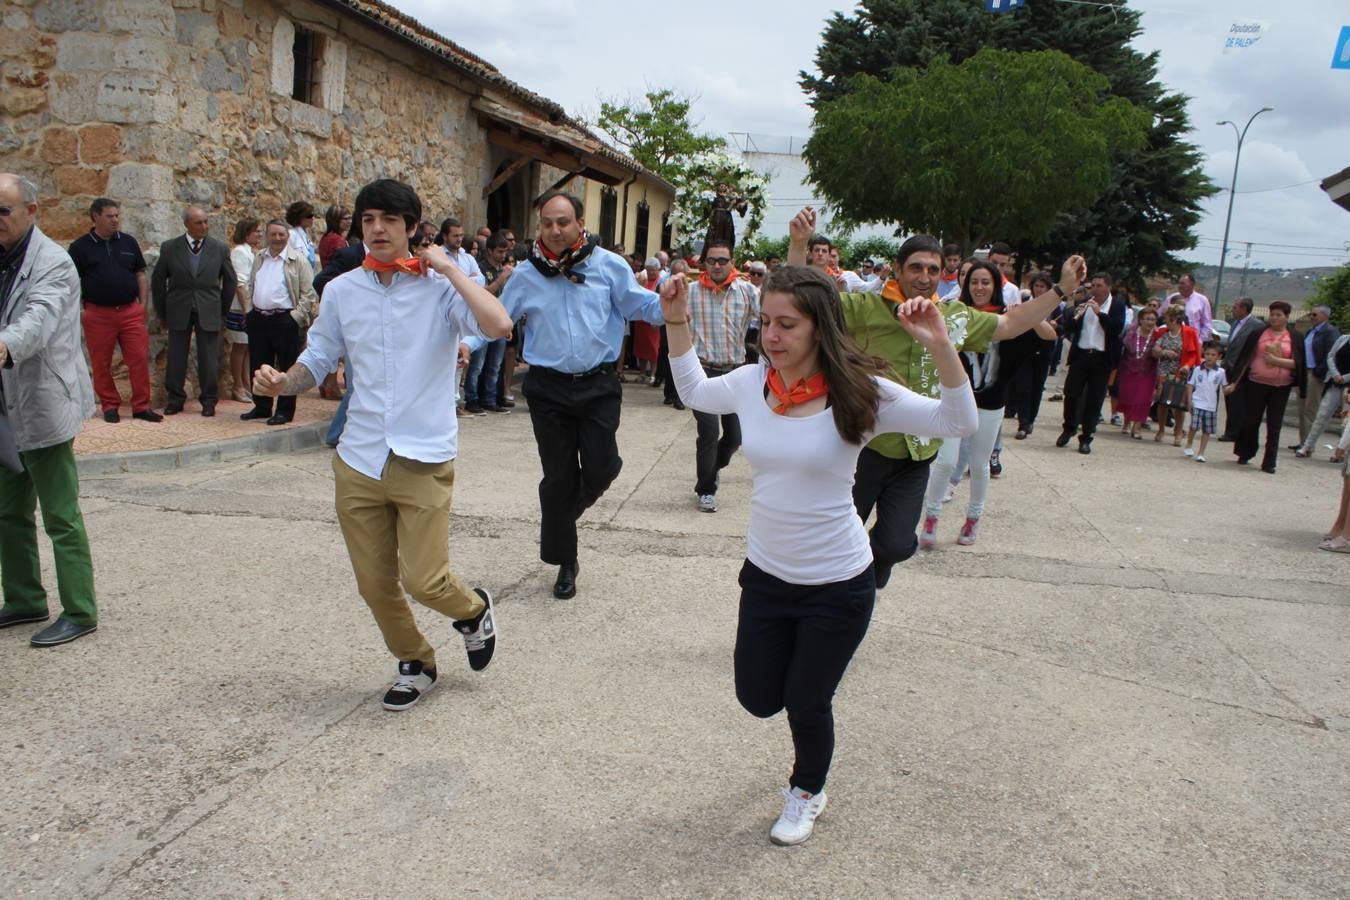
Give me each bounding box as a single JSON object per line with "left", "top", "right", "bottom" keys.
{"left": 1184, "top": 341, "right": 1228, "bottom": 462}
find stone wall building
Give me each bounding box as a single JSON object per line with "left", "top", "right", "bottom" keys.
{"left": 1, "top": 0, "right": 674, "bottom": 397}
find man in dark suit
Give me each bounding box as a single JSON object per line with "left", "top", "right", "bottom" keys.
{"left": 1219, "top": 297, "right": 1256, "bottom": 441}
{"left": 1056, "top": 272, "right": 1126, "bottom": 454}
{"left": 151, "top": 206, "right": 235, "bottom": 416}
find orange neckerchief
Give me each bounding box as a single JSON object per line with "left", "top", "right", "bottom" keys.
{"left": 699, "top": 267, "right": 740, "bottom": 291}
{"left": 879, "top": 279, "right": 940, "bottom": 307}
{"left": 361, "top": 255, "right": 426, "bottom": 276}
{"left": 766, "top": 368, "right": 829, "bottom": 415}
{"left": 825, "top": 265, "right": 843, "bottom": 278}
{"left": 538, "top": 234, "right": 586, "bottom": 262}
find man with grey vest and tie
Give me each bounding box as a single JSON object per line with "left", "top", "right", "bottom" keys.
{"left": 151, "top": 206, "right": 236, "bottom": 416}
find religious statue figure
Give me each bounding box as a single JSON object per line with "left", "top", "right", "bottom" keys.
{"left": 701, "top": 182, "right": 749, "bottom": 261}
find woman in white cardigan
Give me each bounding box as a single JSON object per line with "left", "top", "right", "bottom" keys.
{"left": 661, "top": 266, "right": 977, "bottom": 847}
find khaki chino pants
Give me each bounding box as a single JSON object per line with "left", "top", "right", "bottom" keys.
{"left": 333, "top": 453, "right": 483, "bottom": 670}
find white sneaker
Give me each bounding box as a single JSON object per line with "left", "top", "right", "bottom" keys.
{"left": 941, "top": 483, "right": 955, "bottom": 503}
{"left": 697, "top": 494, "right": 717, "bottom": 513}
{"left": 1195, "top": 455, "right": 1206, "bottom": 463}
{"left": 769, "top": 786, "right": 828, "bottom": 846}
{"left": 1183, "top": 448, "right": 1195, "bottom": 457}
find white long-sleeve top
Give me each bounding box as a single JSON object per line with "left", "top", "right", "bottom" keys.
{"left": 670, "top": 347, "right": 977, "bottom": 584}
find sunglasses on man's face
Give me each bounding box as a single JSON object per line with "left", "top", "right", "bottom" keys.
{"left": 705, "top": 257, "right": 732, "bottom": 265}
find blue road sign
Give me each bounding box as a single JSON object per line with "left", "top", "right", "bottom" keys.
{"left": 1334, "top": 26, "right": 1350, "bottom": 69}
{"left": 986, "top": 0, "right": 1025, "bottom": 11}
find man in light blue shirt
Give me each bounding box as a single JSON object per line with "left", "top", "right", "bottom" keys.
{"left": 254, "top": 179, "right": 513, "bottom": 712}
{"left": 497, "top": 190, "right": 665, "bottom": 599}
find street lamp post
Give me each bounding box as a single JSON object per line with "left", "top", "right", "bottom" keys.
{"left": 1213, "top": 106, "right": 1273, "bottom": 314}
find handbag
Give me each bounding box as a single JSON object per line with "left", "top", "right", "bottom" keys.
{"left": 1159, "top": 376, "right": 1189, "bottom": 410}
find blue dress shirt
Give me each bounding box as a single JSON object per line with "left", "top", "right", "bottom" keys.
{"left": 494, "top": 247, "right": 664, "bottom": 373}
{"left": 296, "top": 268, "right": 485, "bottom": 479}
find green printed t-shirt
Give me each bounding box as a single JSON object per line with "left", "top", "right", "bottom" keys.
{"left": 839, "top": 291, "right": 998, "bottom": 461}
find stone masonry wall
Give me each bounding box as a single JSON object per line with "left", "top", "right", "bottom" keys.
{"left": 1, "top": 0, "right": 501, "bottom": 402}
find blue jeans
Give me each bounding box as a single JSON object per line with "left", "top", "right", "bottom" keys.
{"left": 465, "top": 339, "right": 505, "bottom": 406}
{"left": 326, "top": 358, "right": 352, "bottom": 446}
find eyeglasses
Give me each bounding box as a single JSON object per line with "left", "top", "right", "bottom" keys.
{"left": 705, "top": 257, "right": 732, "bottom": 265}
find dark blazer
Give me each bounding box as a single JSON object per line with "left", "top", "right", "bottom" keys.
{"left": 1223, "top": 315, "right": 1259, "bottom": 378}
{"left": 1061, "top": 293, "right": 1126, "bottom": 365}
{"left": 313, "top": 242, "right": 365, "bottom": 297}
{"left": 1228, "top": 321, "right": 1307, "bottom": 397}
{"left": 151, "top": 234, "right": 235, "bottom": 331}
{"left": 1307, "top": 323, "right": 1342, "bottom": 381}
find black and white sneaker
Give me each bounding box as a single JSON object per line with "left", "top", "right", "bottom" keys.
{"left": 454, "top": 588, "right": 497, "bottom": 671}
{"left": 382, "top": 660, "right": 437, "bottom": 711}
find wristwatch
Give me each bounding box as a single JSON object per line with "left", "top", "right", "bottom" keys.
{"left": 1052, "top": 284, "right": 1066, "bottom": 300}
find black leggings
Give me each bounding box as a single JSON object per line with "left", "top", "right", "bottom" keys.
{"left": 734, "top": 560, "right": 875, "bottom": 794}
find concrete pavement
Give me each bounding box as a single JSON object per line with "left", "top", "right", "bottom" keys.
{"left": 2, "top": 380, "right": 1347, "bottom": 897}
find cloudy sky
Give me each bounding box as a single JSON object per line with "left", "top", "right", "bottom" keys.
{"left": 394, "top": 0, "right": 1350, "bottom": 270}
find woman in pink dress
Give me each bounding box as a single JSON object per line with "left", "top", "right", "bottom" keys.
{"left": 1116, "top": 306, "right": 1159, "bottom": 439}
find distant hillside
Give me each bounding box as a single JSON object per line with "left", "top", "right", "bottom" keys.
{"left": 1144, "top": 265, "right": 1341, "bottom": 313}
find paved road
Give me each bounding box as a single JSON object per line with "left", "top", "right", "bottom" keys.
{"left": 3, "top": 383, "right": 1347, "bottom": 897}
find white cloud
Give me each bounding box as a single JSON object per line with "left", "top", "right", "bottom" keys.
{"left": 384, "top": 0, "right": 1350, "bottom": 269}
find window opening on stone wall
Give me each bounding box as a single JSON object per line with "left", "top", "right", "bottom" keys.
{"left": 598, "top": 187, "right": 618, "bottom": 248}
{"left": 292, "top": 26, "right": 323, "bottom": 105}
{"left": 634, "top": 201, "right": 651, "bottom": 260}
{"left": 661, "top": 212, "right": 673, "bottom": 253}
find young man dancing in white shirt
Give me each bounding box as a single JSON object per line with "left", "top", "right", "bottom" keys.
{"left": 254, "top": 179, "right": 513, "bottom": 711}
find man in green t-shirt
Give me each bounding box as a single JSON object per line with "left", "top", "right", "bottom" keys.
{"left": 787, "top": 208, "right": 1085, "bottom": 588}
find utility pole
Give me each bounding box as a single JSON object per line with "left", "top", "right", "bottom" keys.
{"left": 1214, "top": 107, "right": 1273, "bottom": 314}
{"left": 1238, "top": 241, "right": 1253, "bottom": 299}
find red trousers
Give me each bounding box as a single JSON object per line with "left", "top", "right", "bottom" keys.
{"left": 82, "top": 302, "right": 151, "bottom": 412}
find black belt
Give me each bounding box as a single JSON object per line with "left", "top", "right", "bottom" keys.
{"left": 534, "top": 361, "right": 616, "bottom": 381}
{"left": 84, "top": 300, "right": 137, "bottom": 308}
{"left": 1076, "top": 348, "right": 1106, "bottom": 355}
{"left": 253, "top": 307, "right": 294, "bottom": 317}
{"left": 701, "top": 362, "right": 738, "bottom": 375}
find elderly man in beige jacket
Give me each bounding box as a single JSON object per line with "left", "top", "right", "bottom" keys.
{"left": 240, "top": 219, "right": 317, "bottom": 425}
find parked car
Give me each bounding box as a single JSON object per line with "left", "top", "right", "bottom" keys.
{"left": 1211, "top": 319, "right": 1231, "bottom": 347}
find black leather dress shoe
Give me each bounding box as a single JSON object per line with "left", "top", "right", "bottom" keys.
{"left": 1078, "top": 442, "right": 1092, "bottom": 455}
{"left": 0, "top": 608, "right": 49, "bottom": 629}
{"left": 103, "top": 409, "right": 120, "bottom": 423}
{"left": 164, "top": 402, "right": 184, "bottom": 415}
{"left": 30, "top": 618, "right": 97, "bottom": 647}
{"left": 1055, "top": 430, "right": 1074, "bottom": 448}
{"left": 266, "top": 414, "right": 291, "bottom": 426}
{"left": 132, "top": 409, "right": 163, "bottom": 422}
{"left": 240, "top": 410, "right": 269, "bottom": 420}
{"left": 553, "top": 562, "right": 579, "bottom": 599}
{"left": 201, "top": 402, "right": 216, "bottom": 417}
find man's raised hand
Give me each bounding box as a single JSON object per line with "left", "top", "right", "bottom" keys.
{"left": 788, "top": 207, "right": 816, "bottom": 245}
{"left": 253, "top": 364, "right": 287, "bottom": 397}
{"left": 894, "top": 298, "right": 952, "bottom": 351}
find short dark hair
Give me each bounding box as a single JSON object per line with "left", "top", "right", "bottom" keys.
{"left": 352, "top": 179, "right": 421, "bottom": 231}
{"left": 89, "top": 197, "right": 118, "bottom": 216}
{"left": 807, "top": 236, "right": 832, "bottom": 251}
{"left": 941, "top": 242, "right": 960, "bottom": 258}
{"left": 1232, "top": 297, "right": 1253, "bottom": 315}
{"left": 894, "top": 234, "right": 942, "bottom": 268}
{"left": 988, "top": 241, "right": 1012, "bottom": 257}
{"left": 1201, "top": 340, "right": 1222, "bottom": 354}
{"left": 1089, "top": 272, "right": 1114, "bottom": 287}
{"left": 535, "top": 190, "right": 584, "bottom": 218}
{"left": 285, "top": 201, "right": 315, "bottom": 227}
{"left": 766, "top": 254, "right": 781, "bottom": 262}
{"left": 704, "top": 239, "right": 732, "bottom": 254}
{"left": 1179, "top": 273, "right": 1195, "bottom": 285}
{"left": 1029, "top": 270, "right": 1055, "bottom": 293}
{"left": 1268, "top": 300, "right": 1292, "bottom": 315}
{"left": 486, "top": 231, "right": 510, "bottom": 250}
{"left": 231, "top": 218, "right": 259, "bottom": 245}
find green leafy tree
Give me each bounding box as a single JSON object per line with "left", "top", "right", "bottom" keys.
{"left": 805, "top": 50, "right": 1149, "bottom": 252}
{"left": 800, "top": 0, "right": 1217, "bottom": 294}
{"left": 591, "top": 89, "right": 769, "bottom": 248}
{"left": 593, "top": 89, "right": 725, "bottom": 183}
{"left": 1312, "top": 263, "right": 1350, "bottom": 331}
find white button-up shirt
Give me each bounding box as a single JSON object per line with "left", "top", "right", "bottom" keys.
{"left": 296, "top": 267, "right": 486, "bottom": 479}
{"left": 1078, "top": 294, "right": 1113, "bottom": 352}
{"left": 251, "top": 251, "right": 291, "bottom": 311}
{"left": 451, "top": 246, "right": 485, "bottom": 286}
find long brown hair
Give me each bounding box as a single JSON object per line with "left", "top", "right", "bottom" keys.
{"left": 760, "top": 267, "right": 892, "bottom": 444}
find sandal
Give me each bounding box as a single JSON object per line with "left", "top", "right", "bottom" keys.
{"left": 1172, "top": 438, "right": 1182, "bottom": 447}
{"left": 1294, "top": 448, "right": 1311, "bottom": 458}
{"left": 1318, "top": 537, "right": 1350, "bottom": 553}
